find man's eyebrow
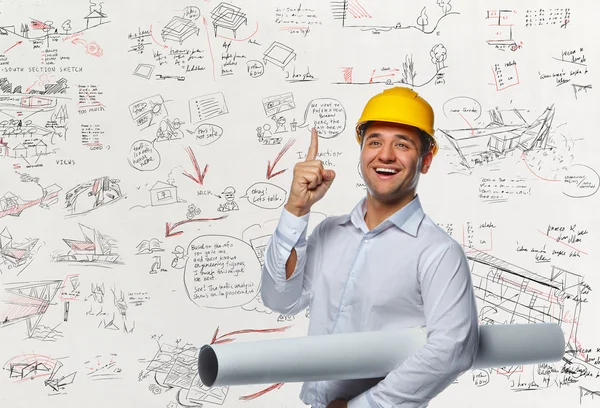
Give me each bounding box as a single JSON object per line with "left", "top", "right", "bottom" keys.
{"left": 365, "top": 133, "right": 416, "bottom": 145}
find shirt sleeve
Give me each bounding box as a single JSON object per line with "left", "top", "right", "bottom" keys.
{"left": 260, "top": 207, "right": 322, "bottom": 316}
{"left": 347, "top": 241, "right": 480, "bottom": 408}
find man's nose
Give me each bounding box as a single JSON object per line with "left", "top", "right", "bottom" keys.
{"left": 377, "top": 142, "right": 395, "bottom": 161}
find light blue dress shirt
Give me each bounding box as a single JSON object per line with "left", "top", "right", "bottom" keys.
{"left": 260, "top": 195, "right": 479, "bottom": 408}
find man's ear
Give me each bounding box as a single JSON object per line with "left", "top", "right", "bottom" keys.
{"left": 420, "top": 151, "right": 433, "bottom": 174}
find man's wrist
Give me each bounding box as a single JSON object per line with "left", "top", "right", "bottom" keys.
{"left": 284, "top": 202, "right": 310, "bottom": 217}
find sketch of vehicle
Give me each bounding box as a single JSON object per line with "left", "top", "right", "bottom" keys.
{"left": 56, "top": 223, "right": 120, "bottom": 263}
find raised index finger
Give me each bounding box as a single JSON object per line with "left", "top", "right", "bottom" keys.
{"left": 306, "top": 127, "right": 319, "bottom": 161}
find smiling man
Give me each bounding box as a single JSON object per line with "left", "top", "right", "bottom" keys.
{"left": 260, "top": 87, "right": 479, "bottom": 408}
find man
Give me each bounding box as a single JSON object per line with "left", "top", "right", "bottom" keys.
{"left": 260, "top": 87, "right": 479, "bottom": 408}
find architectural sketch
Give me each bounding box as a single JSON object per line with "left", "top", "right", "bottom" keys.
{"left": 333, "top": 44, "right": 448, "bottom": 86}
{"left": 485, "top": 9, "right": 522, "bottom": 52}
{"left": 468, "top": 249, "right": 597, "bottom": 390}
{"left": 0, "top": 183, "right": 61, "bottom": 218}
{"left": 211, "top": 3, "right": 247, "bottom": 39}
{"left": 54, "top": 223, "right": 120, "bottom": 264}
{"left": 330, "top": 0, "right": 458, "bottom": 33}
{"left": 65, "top": 176, "right": 124, "bottom": 216}
{"left": 161, "top": 16, "right": 200, "bottom": 44}
{"left": 0, "top": 1, "right": 109, "bottom": 50}
{"left": 440, "top": 104, "right": 556, "bottom": 171}
{"left": 0, "top": 227, "right": 39, "bottom": 274}
{"left": 263, "top": 41, "right": 296, "bottom": 70}
{"left": 3, "top": 354, "right": 76, "bottom": 392}
{"left": 0, "top": 280, "right": 62, "bottom": 338}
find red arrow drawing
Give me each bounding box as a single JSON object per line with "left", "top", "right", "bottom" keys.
{"left": 267, "top": 138, "right": 296, "bottom": 179}
{"left": 183, "top": 146, "right": 208, "bottom": 185}
{"left": 202, "top": 17, "right": 216, "bottom": 81}
{"left": 4, "top": 41, "right": 23, "bottom": 53}
{"left": 458, "top": 113, "right": 475, "bottom": 135}
{"left": 149, "top": 24, "right": 168, "bottom": 48}
{"left": 520, "top": 152, "right": 560, "bottom": 182}
{"left": 165, "top": 214, "right": 228, "bottom": 237}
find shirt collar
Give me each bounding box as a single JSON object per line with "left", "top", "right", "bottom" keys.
{"left": 338, "top": 195, "right": 425, "bottom": 237}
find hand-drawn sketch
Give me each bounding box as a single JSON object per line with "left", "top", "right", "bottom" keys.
{"left": 263, "top": 41, "right": 296, "bottom": 70}
{"left": 0, "top": 78, "right": 70, "bottom": 165}
{"left": 216, "top": 186, "right": 239, "bottom": 212}
{"left": 0, "top": 1, "right": 109, "bottom": 50}
{"left": 85, "top": 354, "right": 123, "bottom": 381}
{"left": 136, "top": 238, "right": 164, "bottom": 254}
{"left": 129, "top": 94, "right": 170, "bottom": 129}
{"left": 468, "top": 248, "right": 597, "bottom": 390}
{"left": 3, "top": 354, "right": 76, "bottom": 392}
{"left": 156, "top": 118, "right": 184, "bottom": 142}
{"left": 333, "top": 44, "right": 448, "bottom": 86}
{"left": 54, "top": 223, "right": 121, "bottom": 264}
{"left": 330, "top": 0, "right": 458, "bottom": 33}
{"left": 133, "top": 63, "right": 155, "bottom": 79}
{"left": 0, "top": 184, "right": 62, "bottom": 218}
{"left": 211, "top": 3, "right": 247, "bottom": 39}
{"left": 141, "top": 326, "right": 291, "bottom": 405}
{"left": 188, "top": 92, "right": 228, "bottom": 123}
{"left": 162, "top": 16, "right": 200, "bottom": 44}
{"left": 65, "top": 176, "right": 124, "bottom": 216}
{"left": 171, "top": 245, "right": 187, "bottom": 269}
{"left": 439, "top": 101, "right": 558, "bottom": 171}
{"left": 485, "top": 9, "right": 522, "bottom": 52}
{"left": 0, "top": 280, "right": 62, "bottom": 339}
{"left": 85, "top": 283, "right": 137, "bottom": 333}
{"left": 0, "top": 227, "right": 40, "bottom": 275}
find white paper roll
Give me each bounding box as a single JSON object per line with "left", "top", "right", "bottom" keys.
{"left": 198, "top": 323, "right": 565, "bottom": 387}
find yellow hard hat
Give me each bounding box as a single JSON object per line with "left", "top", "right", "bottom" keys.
{"left": 355, "top": 87, "right": 438, "bottom": 156}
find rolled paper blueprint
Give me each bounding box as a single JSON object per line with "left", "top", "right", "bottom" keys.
{"left": 198, "top": 323, "right": 564, "bottom": 387}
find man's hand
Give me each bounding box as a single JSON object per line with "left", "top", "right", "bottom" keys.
{"left": 326, "top": 398, "right": 347, "bottom": 408}
{"left": 284, "top": 128, "right": 336, "bottom": 217}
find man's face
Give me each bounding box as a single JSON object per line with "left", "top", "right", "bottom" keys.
{"left": 360, "top": 121, "right": 433, "bottom": 205}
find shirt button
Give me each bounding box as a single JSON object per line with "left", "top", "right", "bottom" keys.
{"left": 291, "top": 229, "right": 297, "bottom": 235}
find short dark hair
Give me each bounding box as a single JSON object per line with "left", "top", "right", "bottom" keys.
{"left": 359, "top": 121, "right": 433, "bottom": 156}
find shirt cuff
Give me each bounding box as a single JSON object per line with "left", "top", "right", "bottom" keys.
{"left": 347, "top": 390, "right": 378, "bottom": 408}
{"left": 274, "top": 207, "right": 310, "bottom": 249}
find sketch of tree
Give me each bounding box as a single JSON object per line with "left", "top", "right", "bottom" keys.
{"left": 20, "top": 23, "right": 29, "bottom": 38}
{"left": 416, "top": 7, "right": 429, "bottom": 32}
{"left": 430, "top": 44, "right": 447, "bottom": 71}
{"left": 42, "top": 20, "right": 54, "bottom": 47}
{"left": 402, "top": 54, "right": 417, "bottom": 86}
{"left": 62, "top": 20, "right": 72, "bottom": 34}
{"left": 437, "top": 0, "right": 452, "bottom": 15}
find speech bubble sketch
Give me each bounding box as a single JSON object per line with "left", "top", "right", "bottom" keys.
{"left": 240, "top": 182, "right": 287, "bottom": 209}
{"left": 128, "top": 139, "right": 161, "bottom": 171}
{"left": 442, "top": 97, "right": 482, "bottom": 125}
{"left": 186, "top": 123, "right": 224, "bottom": 146}
{"left": 184, "top": 235, "right": 261, "bottom": 309}
{"left": 183, "top": 6, "right": 201, "bottom": 20}
{"left": 298, "top": 98, "right": 346, "bottom": 139}
{"left": 562, "top": 164, "right": 600, "bottom": 198}
{"left": 247, "top": 60, "right": 264, "bottom": 78}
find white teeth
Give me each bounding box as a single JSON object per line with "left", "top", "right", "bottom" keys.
{"left": 375, "top": 168, "right": 398, "bottom": 174}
